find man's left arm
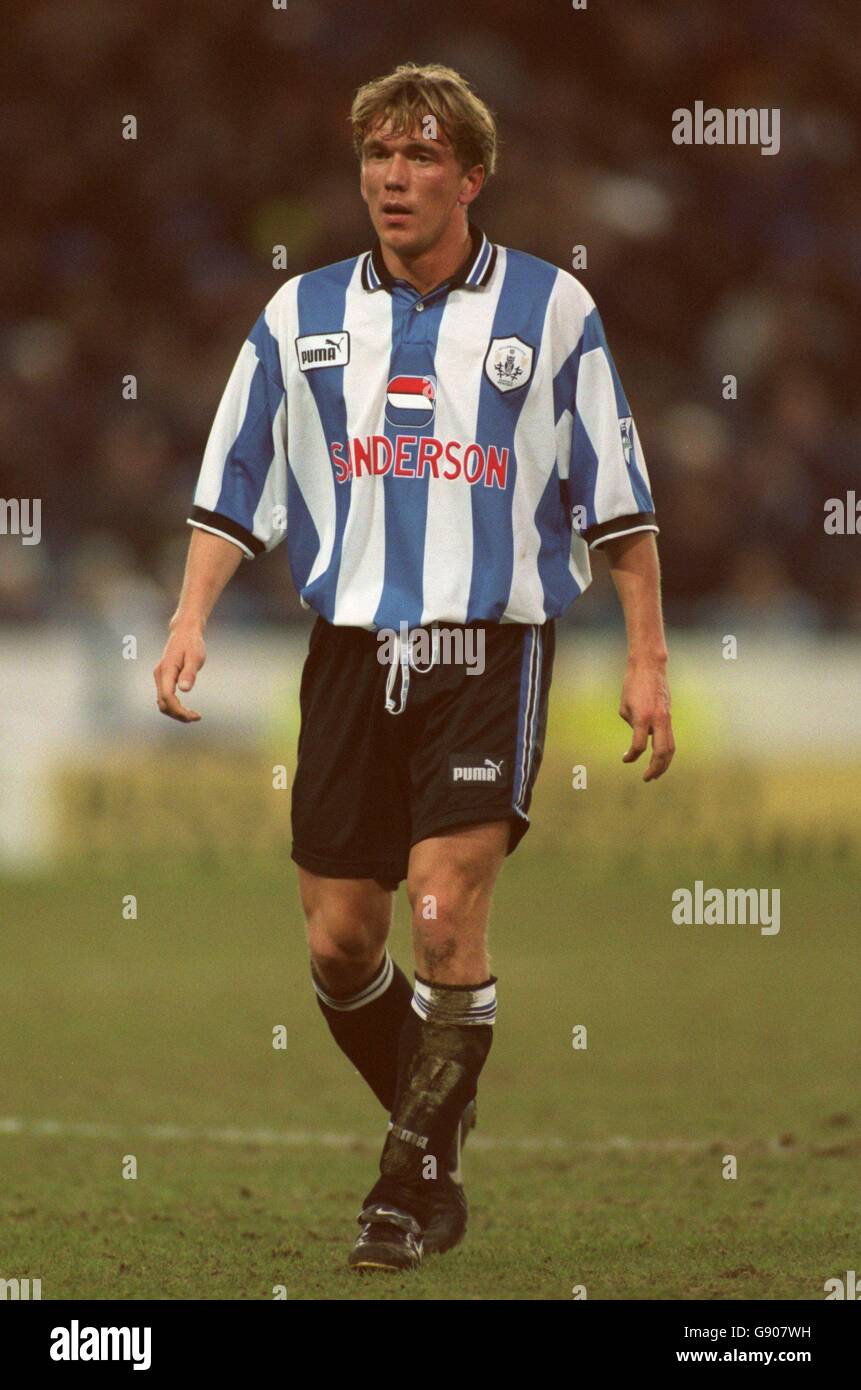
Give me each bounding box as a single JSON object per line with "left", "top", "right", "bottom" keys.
{"left": 600, "top": 530, "right": 675, "bottom": 782}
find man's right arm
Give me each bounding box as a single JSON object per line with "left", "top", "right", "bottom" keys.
{"left": 153, "top": 528, "right": 244, "bottom": 722}
{"left": 156, "top": 294, "right": 290, "bottom": 722}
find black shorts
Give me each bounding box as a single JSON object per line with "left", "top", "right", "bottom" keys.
{"left": 290, "top": 616, "right": 555, "bottom": 890}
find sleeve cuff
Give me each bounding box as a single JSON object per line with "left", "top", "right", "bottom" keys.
{"left": 583, "top": 512, "right": 658, "bottom": 551}
{"left": 187, "top": 506, "right": 265, "bottom": 559}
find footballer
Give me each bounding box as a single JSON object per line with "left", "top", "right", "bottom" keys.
{"left": 154, "top": 63, "right": 675, "bottom": 1273}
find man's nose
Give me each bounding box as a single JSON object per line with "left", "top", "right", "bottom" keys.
{"left": 384, "top": 152, "right": 409, "bottom": 187}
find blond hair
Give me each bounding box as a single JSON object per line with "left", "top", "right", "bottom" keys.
{"left": 350, "top": 62, "right": 497, "bottom": 177}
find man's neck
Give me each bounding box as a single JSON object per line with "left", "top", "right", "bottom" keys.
{"left": 380, "top": 219, "right": 473, "bottom": 296}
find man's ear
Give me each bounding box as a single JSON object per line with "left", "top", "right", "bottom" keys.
{"left": 457, "top": 164, "right": 485, "bottom": 207}
{"left": 359, "top": 164, "right": 368, "bottom": 205}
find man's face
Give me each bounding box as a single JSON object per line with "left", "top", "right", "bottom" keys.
{"left": 360, "top": 118, "right": 482, "bottom": 257}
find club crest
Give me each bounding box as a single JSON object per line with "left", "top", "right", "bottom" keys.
{"left": 484, "top": 335, "right": 533, "bottom": 394}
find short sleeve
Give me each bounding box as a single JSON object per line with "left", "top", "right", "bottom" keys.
{"left": 567, "top": 303, "right": 658, "bottom": 550}
{"left": 188, "top": 310, "right": 288, "bottom": 558}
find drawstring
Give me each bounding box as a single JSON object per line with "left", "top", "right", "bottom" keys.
{"left": 384, "top": 624, "right": 441, "bottom": 715}
{"left": 384, "top": 629, "right": 411, "bottom": 715}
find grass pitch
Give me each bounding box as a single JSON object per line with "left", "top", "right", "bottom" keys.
{"left": 1, "top": 821, "right": 857, "bottom": 1300}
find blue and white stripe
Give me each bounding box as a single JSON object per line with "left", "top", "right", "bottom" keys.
{"left": 513, "top": 623, "right": 543, "bottom": 822}
{"left": 189, "top": 231, "right": 657, "bottom": 628}
{"left": 312, "top": 949, "right": 395, "bottom": 1012}
{"left": 411, "top": 977, "right": 497, "bottom": 1027}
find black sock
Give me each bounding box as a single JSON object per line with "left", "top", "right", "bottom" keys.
{"left": 361, "top": 975, "right": 497, "bottom": 1224}
{"left": 313, "top": 949, "right": 413, "bottom": 1111}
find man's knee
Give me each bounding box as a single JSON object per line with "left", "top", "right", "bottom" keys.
{"left": 407, "top": 849, "right": 503, "bottom": 982}
{"left": 405, "top": 822, "right": 508, "bottom": 981}
{"left": 297, "top": 870, "right": 392, "bottom": 990}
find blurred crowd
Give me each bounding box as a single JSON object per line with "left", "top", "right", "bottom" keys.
{"left": 2, "top": 0, "right": 859, "bottom": 631}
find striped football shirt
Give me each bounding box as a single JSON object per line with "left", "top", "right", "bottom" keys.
{"left": 188, "top": 222, "right": 658, "bottom": 629}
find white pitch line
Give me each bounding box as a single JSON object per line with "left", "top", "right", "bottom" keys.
{"left": 0, "top": 1116, "right": 770, "bottom": 1155}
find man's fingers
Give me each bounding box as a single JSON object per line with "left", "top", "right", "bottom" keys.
{"left": 622, "top": 718, "right": 650, "bottom": 763}
{"left": 622, "top": 713, "right": 676, "bottom": 777}
{"left": 153, "top": 660, "right": 201, "bottom": 723}
{"left": 643, "top": 718, "right": 675, "bottom": 781}
{"left": 177, "top": 664, "right": 197, "bottom": 693}
{"left": 158, "top": 692, "right": 201, "bottom": 722}
{"left": 156, "top": 686, "right": 201, "bottom": 722}
{"left": 643, "top": 748, "right": 672, "bottom": 781}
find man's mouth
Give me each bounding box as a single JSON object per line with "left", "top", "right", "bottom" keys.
{"left": 382, "top": 203, "right": 412, "bottom": 216}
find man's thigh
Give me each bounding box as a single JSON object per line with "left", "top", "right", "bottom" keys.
{"left": 290, "top": 617, "right": 412, "bottom": 887}
{"left": 407, "top": 820, "right": 510, "bottom": 902}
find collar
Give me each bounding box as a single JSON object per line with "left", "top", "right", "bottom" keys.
{"left": 361, "top": 222, "right": 497, "bottom": 294}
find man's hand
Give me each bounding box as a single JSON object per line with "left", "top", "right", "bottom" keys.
{"left": 153, "top": 528, "right": 244, "bottom": 722}
{"left": 154, "top": 623, "right": 206, "bottom": 722}
{"left": 599, "top": 530, "right": 675, "bottom": 781}
{"left": 619, "top": 657, "right": 675, "bottom": 781}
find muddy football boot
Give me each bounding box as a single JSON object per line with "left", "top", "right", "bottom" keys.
{"left": 421, "top": 1099, "right": 477, "bottom": 1255}
{"left": 347, "top": 1203, "right": 424, "bottom": 1273}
